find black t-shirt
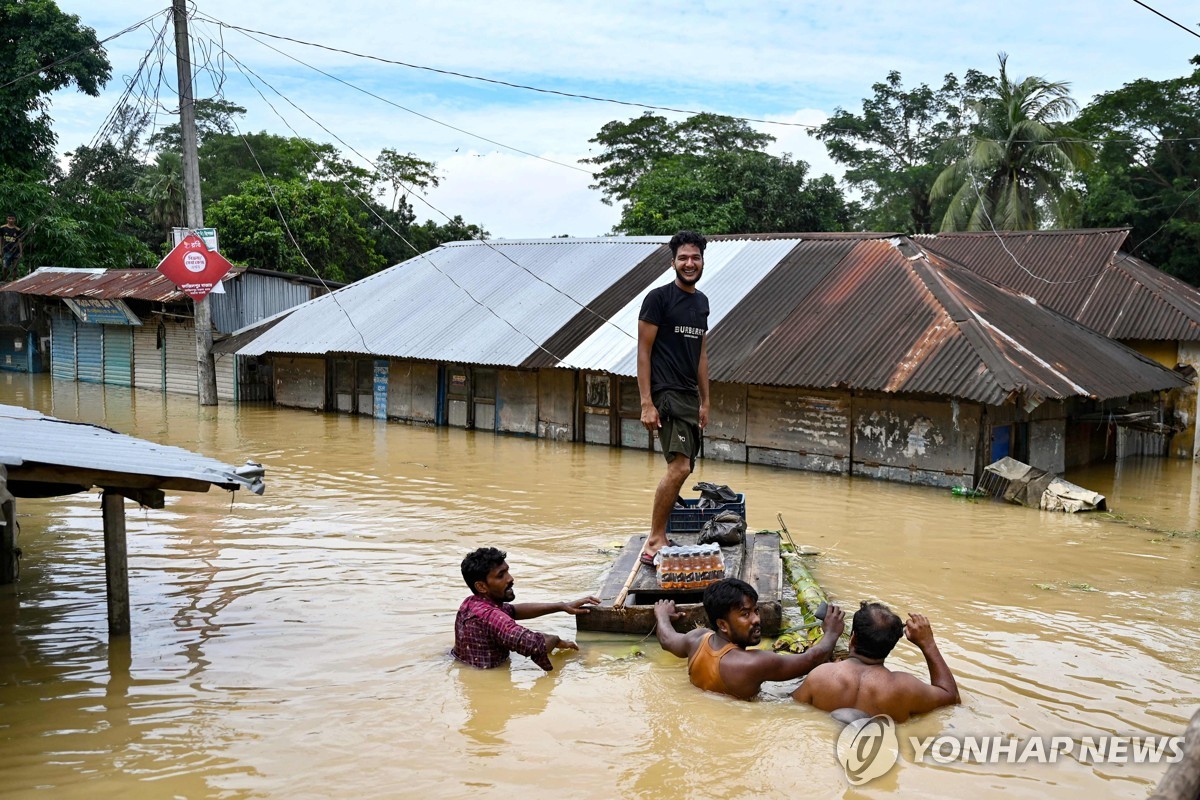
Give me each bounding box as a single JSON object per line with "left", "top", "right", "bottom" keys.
{"left": 0, "top": 226, "right": 20, "bottom": 255}
{"left": 639, "top": 282, "right": 709, "bottom": 395}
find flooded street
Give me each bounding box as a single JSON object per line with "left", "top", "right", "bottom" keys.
{"left": 1, "top": 372, "right": 1198, "bottom": 799}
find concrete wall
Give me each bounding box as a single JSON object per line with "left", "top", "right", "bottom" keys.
{"left": 386, "top": 360, "right": 438, "bottom": 423}
{"left": 852, "top": 396, "right": 979, "bottom": 487}
{"left": 1177, "top": 341, "right": 1200, "bottom": 460}
{"left": 275, "top": 356, "right": 325, "bottom": 410}
{"left": 1125, "top": 339, "right": 1195, "bottom": 459}
{"left": 745, "top": 386, "right": 850, "bottom": 473}
{"left": 705, "top": 381, "right": 748, "bottom": 463}
{"left": 497, "top": 369, "right": 538, "bottom": 435}
{"left": 537, "top": 368, "right": 574, "bottom": 441}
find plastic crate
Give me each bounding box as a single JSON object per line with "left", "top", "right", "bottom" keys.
{"left": 666, "top": 494, "right": 747, "bottom": 534}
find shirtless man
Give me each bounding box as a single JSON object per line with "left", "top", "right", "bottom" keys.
{"left": 793, "top": 601, "right": 959, "bottom": 722}
{"left": 654, "top": 578, "right": 844, "bottom": 700}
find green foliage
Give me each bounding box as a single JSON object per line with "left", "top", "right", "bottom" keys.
{"left": 619, "top": 150, "right": 851, "bottom": 235}
{"left": 0, "top": 168, "right": 155, "bottom": 270}
{"left": 587, "top": 112, "right": 848, "bottom": 235}
{"left": 813, "top": 69, "right": 993, "bottom": 233}
{"left": 205, "top": 177, "right": 386, "bottom": 282}
{"left": 148, "top": 98, "right": 248, "bottom": 152}
{"left": 0, "top": 0, "right": 110, "bottom": 172}
{"left": 932, "top": 55, "right": 1092, "bottom": 231}
{"left": 1077, "top": 56, "right": 1200, "bottom": 285}
{"left": 583, "top": 112, "right": 774, "bottom": 206}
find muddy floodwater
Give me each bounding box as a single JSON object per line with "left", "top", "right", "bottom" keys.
{"left": 0, "top": 373, "right": 1197, "bottom": 799}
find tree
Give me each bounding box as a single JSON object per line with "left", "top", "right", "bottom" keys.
{"left": 0, "top": 0, "right": 111, "bottom": 173}
{"left": 618, "top": 150, "right": 852, "bottom": 235}
{"left": 0, "top": 168, "right": 154, "bottom": 270}
{"left": 375, "top": 148, "right": 439, "bottom": 212}
{"left": 148, "top": 98, "right": 248, "bottom": 152}
{"left": 139, "top": 152, "right": 185, "bottom": 234}
{"left": 583, "top": 112, "right": 774, "bottom": 206}
{"left": 205, "top": 178, "right": 385, "bottom": 282}
{"left": 813, "top": 69, "right": 993, "bottom": 233}
{"left": 1077, "top": 56, "right": 1200, "bottom": 284}
{"left": 931, "top": 55, "right": 1091, "bottom": 231}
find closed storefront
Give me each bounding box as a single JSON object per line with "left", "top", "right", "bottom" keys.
{"left": 133, "top": 320, "right": 163, "bottom": 391}
{"left": 75, "top": 323, "right": 104, "bottom": 384}
{"left": 163, "top": 320, "right": 197, "bottom": 396}
{"left": 102, "top": 325, "right": 133, "bottom": 387}
{"left": 50, "top": 312, "right": 76, "bottom": 381}
{"left": 215, "top": 353, "right": 237, "bottom": 402}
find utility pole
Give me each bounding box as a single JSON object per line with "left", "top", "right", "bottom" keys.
{"left": 172, "top": 0, "right": 218, "bottom": 405}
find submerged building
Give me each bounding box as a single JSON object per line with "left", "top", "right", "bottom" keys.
{"left": 233, "top": 232, "right": 1191, "bottom": 488}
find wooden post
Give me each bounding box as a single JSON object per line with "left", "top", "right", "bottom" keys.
{"left": 0, "top": 497, "right": 15, "bottom": 585}
{"left": 1149, "top": 708, "right": 1200, "bottom": 800}
{"left": 101, "top": 491, "right": 130, "bottom": 635}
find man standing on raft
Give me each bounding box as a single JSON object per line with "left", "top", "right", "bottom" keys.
{"left": 637, "top": 230, "right": 710, "bottom": 567}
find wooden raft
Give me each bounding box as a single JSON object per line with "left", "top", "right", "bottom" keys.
{"left": 577, "top": 532, "right": 783, "bottom": 635}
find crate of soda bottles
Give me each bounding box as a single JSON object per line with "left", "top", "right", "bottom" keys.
{"left": 666, "top": 494, "right": 746, "bottom": 534}
{"left": 656, "top": 544, "right": 726, "bottom": 590}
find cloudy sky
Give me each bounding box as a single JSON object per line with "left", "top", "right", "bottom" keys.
{"left": 51, "top": 1, "right": 1200, "bottom": 239}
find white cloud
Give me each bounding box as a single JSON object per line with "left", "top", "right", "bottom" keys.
{"left": 49, "top": 0, "right": 1200, "bottom": 238}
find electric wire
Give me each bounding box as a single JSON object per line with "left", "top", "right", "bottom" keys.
{"left": 1129, "top": 0, "right": 1200, "bottom": 40}
{"left": 0, "top": 9, "right": 168, "bottom": 92}
{"left": 200, "top": 17, "right": 591, "bottom": 175}
{"left": 195, "top": 13, "right": 1200, "bottom": 148}
{"left": 211, "top": 39, "right": 584, "bottom": 367}
{"left": 199, "top": 26, "right": 635, "bottom": 347}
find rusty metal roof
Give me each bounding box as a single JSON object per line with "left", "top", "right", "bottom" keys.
{"left": 720, "top": 239, "right": 1186, "bottom": 404}
{"left": 0, "top": 266, "right": 241, "bottom": 302}
{"left": 233, "top": 233, "right": 1186, "bottom": 406}
{"left": 914, "top": 229, "right": 1200, "bottom": 341}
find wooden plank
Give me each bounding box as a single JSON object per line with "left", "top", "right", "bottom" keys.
{"left": 0, "top": 498, "right": 15, "bottom": 585}
{"left": 102, "top": 491, "right": 130, "bottom": 635}
{"left": 9, "top": 463, "right": 214, "bottom": 493}
{"left": 578, "top": 532, "right": 782, "bottom": 636}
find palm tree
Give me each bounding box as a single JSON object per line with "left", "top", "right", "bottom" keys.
{"left": 139, "top": 152, "right": 185, "bottom": 234}
{"left": 931, "top": 54, "right": 1092, "bottom": 231}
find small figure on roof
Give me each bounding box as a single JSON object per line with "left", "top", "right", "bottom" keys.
{"left": 452, "top": 546, "right": 599, "bottom": 672}
{"left": 1, "top": 214, "right": 24, "bottom": 282}
{"left": 793, "top": 601, "right": 960, "bottom": 722}
{"left": 654, "top": 579, "right": 844, "bottom": 700}
{"left": 637, "top": 230, "right": 710, "bottom": 567}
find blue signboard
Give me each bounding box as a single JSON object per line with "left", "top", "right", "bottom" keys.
{"left": 373, "top": 359, "right": 389, "bottom": 419}
{"left": 63, "top": 298, "right": 141, "bottom": 326}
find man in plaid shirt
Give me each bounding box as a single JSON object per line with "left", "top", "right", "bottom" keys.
{"left": 453, "top": 547, "right": 600, "bottom": 671}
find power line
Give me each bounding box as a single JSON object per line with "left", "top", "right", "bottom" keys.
{"left": 194, "top": 13, "right": 1200, "bottom": 148}
{"left": 0, "top": 10, "right": 168, "bottom": 92}
{"left": 197, "top": 13, "right": 591, "bottom": 175}
{"left": 201, "top": 28, "right": 634, "bottom": 348}
{"left": 1129, "top": 0, "right": 1200, "bottom": 40}
{"left": 207, "top": 37, "right": 587, "bottom": 366}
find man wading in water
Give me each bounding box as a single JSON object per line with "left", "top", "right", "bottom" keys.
{"left": 654, "top": 579, "right": 845, "bottom": 699}
{"left": 793, "top": 601, "right": 960, "bottom": 722}
{"left": 452, "top": 547, "right": 599, "bottom": 671}
{"left": 637, "top": 230, "right": 710, "bottom": 567}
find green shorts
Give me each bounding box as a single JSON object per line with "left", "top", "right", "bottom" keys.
{"left": 654, "top": 389, "right": 701, "bottom": 465}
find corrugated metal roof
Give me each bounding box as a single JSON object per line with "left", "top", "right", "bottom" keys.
{"left": 723, "top": 239, "right": 1186, "bottom": 404}
{"left": 0, "top": 266, "right": 240, "bottom": 302}
{"left": 0, "top": 404, "right": 264, "bottom": 494}
{"left": 237, "top": 233, "right": 1187, "bottom": 406}
{"left": 238, "top": 238, "right": 667, "bottom": 365}
{"left": 915, "top": 230, "right": 1200, "bottom": 341}
{"left": 559, "top": 237, "right": 803, "bottom": 375}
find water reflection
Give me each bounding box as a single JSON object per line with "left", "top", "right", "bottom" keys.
{"left": 0, "top": 375, "right": 1196, "bottom": 799}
